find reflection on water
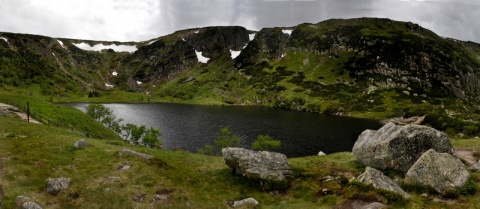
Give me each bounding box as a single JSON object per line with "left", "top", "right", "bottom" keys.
{"left": 66, "top": 103, "right": 382, "bottom": 158}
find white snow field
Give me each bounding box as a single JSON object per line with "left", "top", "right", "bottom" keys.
{"left": 230, "top": 49, "right": 241, "bottom": 59}
{"left": 57, "top": 40, "right": 67, "bottom": 49}
{"left": 282, "top": 29, "right": 293, "bottom": 35}
{"left": 73, "top": 42, "right": 137, "bottom": 53}
{"left": 195, "top": 50, "right": 210, "bottom": 63}
{"left": 0, "top": 37, "right": 8, "bottom": 44}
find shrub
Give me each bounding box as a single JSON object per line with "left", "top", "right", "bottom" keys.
{"left": 199, "top": 127, "right": 241, "bottom": 156}
{"left": 251, "top": 135, "right": 281, "bottom": 151}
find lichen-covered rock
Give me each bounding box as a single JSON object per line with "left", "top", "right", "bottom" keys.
{"left": 117, "top": 149, "right": 153, "bottom": 160}
{"left": 353, "top": 122, "right": 452, "bottom": 172}
{"left": 73, "top": 139, "right": 89, "bottom": 149}
{"left": 21, "top": 202, "right": 42, "bottom": 209}
{"left": 405, "top": 149, "right": 470, "bottom": 193}
{"left": 355, "top": 167, "right": 411, "bottom": 199}
{"left": 222, "top": 147, "right": 291, "bottom": 183}
{"left": 46, "top": 177, "right": 71, "bottom": 195}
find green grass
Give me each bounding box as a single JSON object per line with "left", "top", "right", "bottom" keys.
{"left": 3, "top": 113, "right": 480, "bottom": 208}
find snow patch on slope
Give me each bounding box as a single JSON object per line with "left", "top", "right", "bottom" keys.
{"left": 73, "top": 43, "right": 137, "bottom": 53}
{"left": 57, "top": 40, "right": 66, "bottom": 49}
{"left": 195, "top": 50, "right": 210, "bottom": 63}
{"left": 147, "top": 40, "right": 157, "bottom": 45}
{"left": 282, "top": 30, "right": 293, "bottom": 35}
{"left": 249, "top": 33, "right": 255, "bottom": 41}
{"left": 230, "top": 49, "right": 241, "bottom": 59}
{"left": 0, "top": 37, "right": 8, "bottom": 44}
{"left": 52, "top": 53, "right": 59, "bottom": 61}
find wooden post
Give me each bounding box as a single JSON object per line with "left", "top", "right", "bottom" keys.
{"left": 27, "top": 101, "right": 30, "bottom": 122}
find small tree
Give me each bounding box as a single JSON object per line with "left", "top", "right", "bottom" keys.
{"left": 143, "top": 127, "right": 162, "bottom": 148}
{"left": 214, "top": 127, "right": 241, "bottom": 154}
{"left": 85, "top": 104, "right": 162, "bottom": 148}
{"left": 199, "top": 127, "right": 241, "bottom": 156}
{"left": 252, "top": 135, "right": 281, "bottom": 151}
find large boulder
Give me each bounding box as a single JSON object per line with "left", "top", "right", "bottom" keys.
{"left": 353, "top": 122, "right": 453, "bottom": 172}
{"left": 222, "top": 147, "right": 291, "bottom": 183}
{"left": 46, "top": 177, "right": 71, "bottom": 195}
{"left": 404, "top": 149, "right": 470, "bottom": 193}
{"left": 355, "top": 167, "right": 411, "bottom": 199}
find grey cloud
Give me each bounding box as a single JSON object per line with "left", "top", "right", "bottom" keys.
{"left": 0, "top": 0, "right": 479, "bottom": 43}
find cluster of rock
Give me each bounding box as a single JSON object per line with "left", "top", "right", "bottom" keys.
{"left": 353, "top": 122, "right": 470, "bottom": 197}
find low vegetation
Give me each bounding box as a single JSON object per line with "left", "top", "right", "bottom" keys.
{"left": 252, "top": 135, "right": 281, "bottom": 151}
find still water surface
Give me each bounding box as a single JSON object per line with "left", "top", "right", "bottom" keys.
{"left": 67, "top": 103, "right": 382, "bottom": 157}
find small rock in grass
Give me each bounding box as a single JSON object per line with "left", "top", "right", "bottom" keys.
{"left": 21, "top": 201, "right": 43, "bottom": 209}
{"left": 232, "top": 198, "right": 258, "bottom": 208}
{"left": 46, "top": 177, "right": 71, "bottom": 195}
{"left": 73, "top": 139, "right": 89, "bottom": 149}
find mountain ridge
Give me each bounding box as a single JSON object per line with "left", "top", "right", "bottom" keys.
{"left": 2, "top": 17, "right": 480, "bottom": 135}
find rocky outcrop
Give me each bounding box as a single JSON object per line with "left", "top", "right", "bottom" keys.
{"left": 117, "top": 149, "right": 153, "bottom": 160}
{"left": 222, "top": 147, "right": 291, "bottom": 183}
{"left": 73, "top": 139, "right": 88, "bottom": 149}
{"left": 404, "top": 149, "right": 470, "bottom": 193}
{"left": 355, "top": 167, "right": 411, "bottom": 199}
{"left": 353, "top": 122, "right": 452, "bottom": 172}
{"left": 185, "top": 26, "right": 250, "bottom": 59}
{"left": 46, "top": 177, "right": 71, "bottom": 195}
{"left": 235, "top": 28, "right": 289, "bottom": 68}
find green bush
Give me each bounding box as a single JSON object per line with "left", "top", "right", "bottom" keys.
{"left": 251, "top": 135, "right": 281, "bottom": 151}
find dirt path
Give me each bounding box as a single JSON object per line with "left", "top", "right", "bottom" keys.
{"left": 454, "top": 147, "right": 477, "bottom": 165}
{"left": 0, "top": 103, "right": 41, "bottom": 124}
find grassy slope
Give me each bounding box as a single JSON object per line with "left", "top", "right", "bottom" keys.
{"left": 2, "top": 115, "right": 480, "bottom": 208}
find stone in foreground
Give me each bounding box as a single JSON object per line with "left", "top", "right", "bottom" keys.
{"left": 222, "top": 147, "right": 291, "bottom": 183}
{"left": 355, "top": 167, "right": 411, "bottom": 199}
{"left": 46, "top": 177, "right": 71, "bottom": 195}
{"left": 117, "top": 149, "right": 153, "bottom": 160}
{"left": 405, "top": 149, "right": 470, "bottom": 193}
{"left": 353, "top": 122, "right": 452, "bottom": 172}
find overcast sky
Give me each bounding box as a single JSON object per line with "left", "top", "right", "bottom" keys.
{"left": 0, "top": 0, "right": 479, "bottom": 43}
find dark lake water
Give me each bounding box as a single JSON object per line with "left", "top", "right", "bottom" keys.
{"left": 65, "top": 103, "right": 382, "bottom": 158}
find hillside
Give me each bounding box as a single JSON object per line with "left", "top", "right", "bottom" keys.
{"left": 0, "top": 102, "right": 480, "bottom": 208}
{"left": 2, "top": 18, "right": 480, "bottom": 135}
